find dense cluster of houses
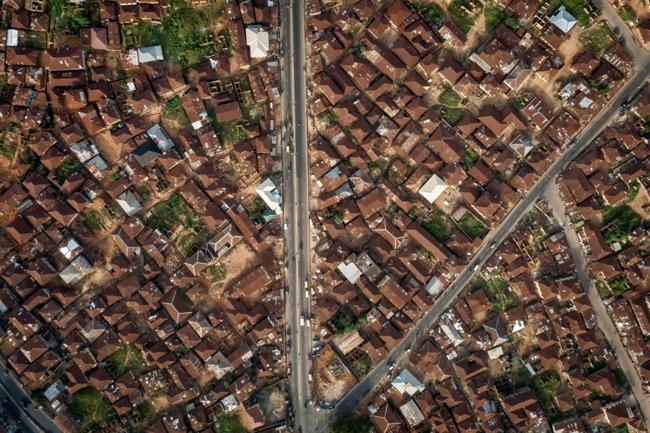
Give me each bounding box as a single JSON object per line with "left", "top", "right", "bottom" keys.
{"left": 305, "top": 0, "right": 637, "bottom": 393}
{"left": 559, "top": 87, "right": 650, "bottom": 393}
{"left": 0, "top": 0, "right": 289, "bottom": 430}
{"left": 364, "top": 201, "right": 646, "bottom": 433}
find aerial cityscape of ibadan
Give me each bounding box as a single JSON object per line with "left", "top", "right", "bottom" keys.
{"left": 0, "top": 0, "right": 647, "bottom": 431}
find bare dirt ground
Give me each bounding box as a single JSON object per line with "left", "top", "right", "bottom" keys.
{"left": 93, "top": 132, "right": 125, "bottom": 165}
{"left": 204, "top": 237, "right": 280, "bottom": 300}
{"left": 466, "top": 13, "right": 487, "bottom": 48}
{"left": 258, "top": 381, "right": 288, "bottom": 424}
{"left": 314, "top": 345, "right": 357, "bottom": 404}
{"left": 628, "top": 183, "right": 649, "bottom": 220}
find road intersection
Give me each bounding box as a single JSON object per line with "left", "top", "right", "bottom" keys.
{"left": 279, "top": 1, "right": 650, "bottom": 429}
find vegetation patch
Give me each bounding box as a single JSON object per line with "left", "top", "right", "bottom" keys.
{"left": 483, "top": 4, "right": 519, "bottom": 32}
{"left": 121, "top": 21, "right": 164, "bottom": 48}
{"left": 215, "top": 414, "right": 248, "bottom": 433}
{"left": 54, "top": 157, "right": 86, "bottom": 185}
{"left": 351, "top": 354, "right": 372, "bottom": 375}
{"left": 458, "top": 212, "right": 488, "bottom": 240}
{"left": 82, "top": 210, "right": 105, "bottom": 232}
{"left": 329, "top": 416, "right": 372, "bottom": 433}
{"left": 368, "top": 158, "right": 389, "bottom": 179}
{"left": 162, "top": 96, "right": 190, "bottom": 126}
{"left": 69, "top": 387, "right": 115, "bottom": 430}
{"left": 206, "top": 263, "right": 227, "bottom": 284}
{"left": 106, "top": 345, "right": 145, "bottom": 377}
{"left": 601, "top": 204, "right": 642, "bottom": 244}
{"left": 331, "top": 308, "right": 366, "bottom": 336}
{"left": 217, "top": 29, "right": 234, "bottom": 57}
{"left": 134, "top": 400, "right": 155, "bottom": 422}
{"left": 460, "top": 148, "right": 480, "bottom": 171}
{"left": 48, "top": 0, "right": 100, "bottom": 33}
{"left": 617, "top": 5, "right": 636, "bottom": 22}
{"left": 248, "top": 196, "right": 268, "bottom": 222}
{"left": 625, "top": 180, "right": 640, "bottom": 203}
{"left": 147, "top": 192, "right": 210, "bottom": 257}
{"left": 160, "top": 0, "right": 224, "bottom": 69}
{"left": 318, "top": 109, "right": 338, "bottom": 126}
{"left": 588, "top": 79, "right": 610, "bottom": 96}
{"left": 472, "top": 274, "right": 519, "bottom": 313}
{"left": 411, "top": 1, "right": 445, "bottom": 26}
{"left": 448, "top": 0, "right": 480, "bottom": 32}
{"left": 530, "top": 370, "right": 562, "bottom": 419}
{"left": 147, "top": 192, "right": 201, "bottom": 234}
{"left": 608, "top": 275, "right": 630, "bottom": 297}
{"left": 438, "top": 87, "right": 462, "bottom": 107}
{"left": 209, "top": 113, "right": 247, "bottom": 147}
{"left": 579, "top": 23, "right": 613, "bottom": 52}
{"left": 423, "top": 207, "right": 453, "bottom": 242}
{"left": 441, "top": 106, "right": 465, "bottom": 126}
{"left": 612, "top": 367, "right": 630, "bottom": 391}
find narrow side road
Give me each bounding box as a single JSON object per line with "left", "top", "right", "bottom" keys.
{"left": 545, "top": 182, "right": 650, "bottom": 424}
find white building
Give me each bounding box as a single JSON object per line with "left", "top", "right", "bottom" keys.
{"left": 256, "top": 178, "right": 282, "bottom": 213}
{"left": 245, "top": 26, "right": 270, "bottom": 58}
{"left": 550, "top": 6, "right": 577, "bottom": 33}
{"left": 391, "top": 368, "right": 425, "bottom": 396}
{"left": 419, "top": 174, "right": 448, "bottom": 204}
{"left": 137, "top": 45, "right": 164, "bottom": 63}
{"left": 116, "top": 191, "right": 143, "bottom": 216}
{"left": 147, "top": 124, "right": 175, "bottom": 152}
{"left": 337, "top": 260, "right": 362, "bottom": 284}
{"left": 399, "top": 400, "right": 425, "bottom": 427}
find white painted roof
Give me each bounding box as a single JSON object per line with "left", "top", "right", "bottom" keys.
{"left": 391, "top": 368, "right": 425, "bottom": 396}
{"left": 137, "top": 45, "right": 164, "bottom": 63}
{"left": 147, "top": 124, "right": 175, "bottom": 151}
{"left": 116, "top": 191, "right": 143, "bottom": 217}
{"left": 337, "top": 260, "right": 362, "bottom": 284}
{"left": 550, "top": 6, "right": 577, "bottom": 33}
{"left": 7, "top": 29, "right": 18, "bottom": 47}
{"left": 419, "top": 174, "right": 448, "bottom": 204}
{"left": 255, "top": 178, "right": 282, "bottom": 213}
{"left": 245, "top": 26, "right": 270, "bottom": 58}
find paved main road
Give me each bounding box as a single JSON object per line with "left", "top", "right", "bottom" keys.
{"left": 315, "top": 49, "right": 650, "bottom": 433}
{"left": 0, "top": 359, "right": 60, "bottom": 433}
{"left": 280, "top": 0, "right": 312, "bottom": 432}
{"left": 545, "top": 183, "right": 650, "bottom": 424}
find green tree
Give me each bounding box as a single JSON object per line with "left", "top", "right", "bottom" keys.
{"left": 330, "top": 416, "right": 372, "bottom": 433}
{"left": 215, "top": 414, "right": 249, "bottom": 433}
{"left": 69, "top": 387, "right": 115, "bottom": 429}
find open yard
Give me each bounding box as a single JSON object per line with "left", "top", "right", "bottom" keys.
{"left": 579, "top": 23, "right": 613, "bottom": 52}
{"left": 257, "top": 381, "right": 288, "bottom": 425}
{"left": 438, "top": 87, "right": 462, "bottom": 107}
{"left": 530, "top": 370, "right": 562, "bottom": 419}
{"left": 601, "top": 204, "right": 643, "bottom": 245}
{"left": 162, "top": 96, "right": 190, "bottom": 128}
{"left": 457, "top": 211, "right": 489, "bottom": 240}
{"left": 121, "top": 0, "right": 224, "bottom": 69}
{"left": 69, "top": 387, "right": 115, "bottom": 430}
{"left": 106, "top": 345, "right": 145, "bottom": 377}
{"left": 423, "top": 207, "right": 453, "bottom": 242}
{"left": 470, "top": 274, "right": 519, "bottom": 314}
{"left": 146, "top": 192, "right": 210, "bottom": 256}
{"left": 448, "top": 0, "right": 482, "bottom": 32}
{"left": 314, "top": 345, "right": 357, "bottom": 404}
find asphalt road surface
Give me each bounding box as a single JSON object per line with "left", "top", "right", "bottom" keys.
{"left": 546, "top": 183, "right": 650, "bottom": 424}
{"left": 0, "top": 359, "right": 60, "bottom": 433}
{"left": 314, "top": 49, "right": 650, "bottom": 433}
{"left": 280, "top": 0, "right": 312, "bottom": 431}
